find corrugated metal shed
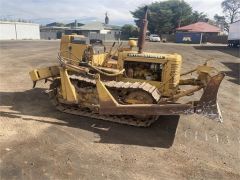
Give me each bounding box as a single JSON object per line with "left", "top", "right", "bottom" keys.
{"left": 0, "top": 23, "right": 16, "bottom": 40}
{"left": 0, "top": 21, "right": 40, "bottom": 40}
{"left": 79, "top": 21, "right": 121, "bottom": 31}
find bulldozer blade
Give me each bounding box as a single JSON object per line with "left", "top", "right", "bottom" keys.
{"left": 195, "top": 73, "right": 225, "bottom": 122}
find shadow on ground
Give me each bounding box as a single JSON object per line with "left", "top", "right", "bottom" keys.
{"left": 0, "top": 88, "right": 179, "bottom": 148}
{"left": 194, "top": 45, "right": 240, "bottom": 58}
{"left": 221, "top": 62, "right": 240, "bottom": 85}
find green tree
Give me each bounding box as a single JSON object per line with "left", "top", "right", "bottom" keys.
{"left": 221, "top": 0, "right": 240, "bottom": 23}
{"left": 121, "top": 24, "right": 139, "bottom": 39}
{"left": 214, "top": 14, "right": 229, "bottom": 31}
{"left": 131, "top": 0, "right": 207, "bottom": 34}
{"left": 189, "top": 11, "right": 207, "bottom": 24}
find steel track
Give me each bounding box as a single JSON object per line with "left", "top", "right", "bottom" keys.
{"left": 48, "top": 74, "right": 162, "bottom": 127}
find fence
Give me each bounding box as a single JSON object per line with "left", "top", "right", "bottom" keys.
{"left": 160, "top": 34, "right": 228, "bottom": 44}
{"left": 161, "top": 34, "right": 175, "bottom": 42}
{"left": 202, "top": 35, "right": 228, "bottom": 44}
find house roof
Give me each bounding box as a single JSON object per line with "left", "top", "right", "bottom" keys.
{"left": 46, "top": 22, "right": 65, "bottom": 27}
{"left": 40, "top": 26, "right": 70, "bottom": 30}
{"left": 0, "top": 21, "right": 39, "bottom": 26}
{"left": 79, "top": 21, "right": 121, "bottom": 31}
{"left": 66, "top": 22, "right": 84, "bottom": 27}
{"left": 176, "top": 22, "right": 221, "bottom": 33}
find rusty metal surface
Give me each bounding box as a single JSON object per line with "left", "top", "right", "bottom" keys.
{"left": 53, "top": 102, "right": 157, "bottom": 127}
{"left": 169, "top": 86, "right": 203, "bottom": 101}
{"left": 48, "top": 74, "right": 162, "bottom": 126}
{"left": 69, "top": 74, "right": 161, "bottom": 102}
{"left": 49, "top": 78, "right": 159, "bottom": 127}
{"left": 49, "top": 74, "right": 192, "bottom": 127}
{"left": 67, "top": 73, "right": 224, "bottom": 120}
{"left": 198, "top": 73, "right": 225, "bottom": 104}
{"left": 138, "top": 6, "right": 148, "bottom": 53}
{"left": 95, "top": 74, "right": 195, "bottom": 116}
{"left": 99, "top": 103, "right": 193, "bottom": 116}
{"left": 195, "top": 73, "right": 225, "bottom": 122}
{"left": 95, "top": 73, "right": 225, "bottom": 120}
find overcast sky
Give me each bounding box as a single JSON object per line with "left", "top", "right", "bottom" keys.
{"left": 0, "top": 0, "right": 223, "bottom": 25}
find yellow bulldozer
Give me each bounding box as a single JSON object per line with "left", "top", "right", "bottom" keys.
{"left": 29, "top": 7, "right": 224, "bottom": 127}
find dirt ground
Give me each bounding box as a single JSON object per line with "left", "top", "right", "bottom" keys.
{"left": 0, "top": 40, "right": 239, "bottom": 180}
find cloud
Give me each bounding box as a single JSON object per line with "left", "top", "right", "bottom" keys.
{"left": 188, "top": 0, "right": 223, "bottom": 17}
{"left": 0, "top": 0, "right": 223, "bottom": 25}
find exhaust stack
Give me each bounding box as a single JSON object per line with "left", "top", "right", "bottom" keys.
{"left": 138, "top": 6, "right": 148, "bottom": 53}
